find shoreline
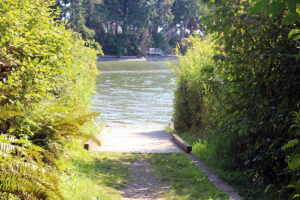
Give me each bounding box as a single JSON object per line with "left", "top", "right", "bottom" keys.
{"left": 97, "top": 55, "right": 178, "bottom": 62}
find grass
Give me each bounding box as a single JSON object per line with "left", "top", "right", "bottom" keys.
{"left": 147, "top": 153, "right": 230, "bottom": 200}
{"left": 174, "top": 131, "right": 285, "bottom": 200}
{"left": 58, "top": 141, "right": 134, "bottom": 200}
{"left": 58, "top": 139, "right": 231, "bottom": 200}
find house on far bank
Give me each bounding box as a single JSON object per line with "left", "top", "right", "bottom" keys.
{"left": 147, "top": 48, "right": 166, "bottom": 57}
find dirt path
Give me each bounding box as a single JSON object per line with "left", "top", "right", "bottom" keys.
{"left": 87, "top": 126, "right": 243, "bottom": 200}
{"left": 121, "top": 158, "right": 169, "bottom": 200}
{"left": 87, "top": 126, "right": 180, "bottom": 199}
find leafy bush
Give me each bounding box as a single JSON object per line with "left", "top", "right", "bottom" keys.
{"left": 202, "top": 0, "right": 300, "bottom": 198}
{"left": 173, "top": 2, "right": 300, "bottom": 196}
{"left": 281, "top": 109, "right": 300, "bottom": 199}
{"left": 172, "top": 37, "right": 217, "bottom": 132}
{"left": 0, "top": 0, "right": 100, "bottom": 198}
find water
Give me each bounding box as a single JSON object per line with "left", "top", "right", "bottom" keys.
{"left": 92, "top": 60, "right": 177, "bottom": 128}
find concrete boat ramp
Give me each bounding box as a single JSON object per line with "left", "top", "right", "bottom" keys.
{"left": 88, "top": 126, "right": 183, "bottom": 153}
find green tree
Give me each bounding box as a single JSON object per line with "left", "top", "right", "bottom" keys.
{"left": 57, "top": 0, "right": 207, "bottom": 55}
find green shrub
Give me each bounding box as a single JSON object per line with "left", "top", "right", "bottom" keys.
{"left": 172, "top": 36, "right": 218, "bottom": 133}
{"left": 0, "top": 0, "right": 100, "bottom": 198}
{"left": 201, "top": 0, "right": 300, "bottom": 198}
{"left": 0, "top": 0, "right": 100, "bottom": 148}
{"left": 173, "top": 6, "right": 300, "bottom": 197}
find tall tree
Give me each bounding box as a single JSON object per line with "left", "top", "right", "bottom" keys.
{"left": 56, "top": 0, "right": 207, "bottom": 55}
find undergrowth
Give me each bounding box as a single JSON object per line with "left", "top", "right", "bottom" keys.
{"left": 147, "top": 153, "right": 229, "bottom": 200}
{"left": 59, "top": 141, "right": 132, "bottom": 200}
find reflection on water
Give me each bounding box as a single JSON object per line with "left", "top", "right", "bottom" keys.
{"left": 92, "top": 61, "right": 176, "bottom": 128}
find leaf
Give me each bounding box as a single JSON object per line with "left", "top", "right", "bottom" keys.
{"left": 288, "top": 154, "right": 300, "bottom": 170}
{"left": 268, "top": 1, "right": 285, "bottom": 17}
{"left": 288, "top": 29, "right": 300, "bottom": 39}
{"left": 263, "top": 99, "right": 268, "bottom": 105}
{"left": 287, "top": 0, "right": 297, "bottom": 13}
{"left": 281, "top": 139, "right": 299, "bottom": 150}
{"left": 282, "top": 12, "right": 299, "bottom": 25}
{"left": 250, "top": 0, "right": 270, "bottom": 15}
{"left": 0, "top": 2, "right": 6, "bottom": 10}
{"left": 264, "top": 184, "right": 272, "bottom": 193}
{"left": 293, "top": 36, "right": 300, "bottom": 41}
{"left": 287, "top": 184, "right": 296, "bottom": 188}
{"left": 293, "top": 194, "right": 300, "bottom": 198}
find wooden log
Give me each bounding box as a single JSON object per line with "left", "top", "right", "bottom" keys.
{"left": 84, "top": 143, "right": 89, "bottom": 150}
{"left": 172, "top": 134, "right": 192, "bottom": 153}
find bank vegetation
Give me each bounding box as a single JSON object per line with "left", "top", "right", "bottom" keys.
{"left": 172, "top": 0, "right": 300, "bottom": 199}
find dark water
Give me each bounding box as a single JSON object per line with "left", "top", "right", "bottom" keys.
{"left": 92, "top": 61, "right": 176, "bottom": 128}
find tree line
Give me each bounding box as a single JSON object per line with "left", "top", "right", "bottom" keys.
{"left": 55, "top": 0, "right": 206, "bottom": 56}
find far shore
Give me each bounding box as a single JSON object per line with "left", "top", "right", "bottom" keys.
{"left": 98, "top": 55, "right": 178, "bottom": 62}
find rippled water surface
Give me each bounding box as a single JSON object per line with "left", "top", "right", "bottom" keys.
{"left": 92, "top": 61, "right": 177, "bottom": 128}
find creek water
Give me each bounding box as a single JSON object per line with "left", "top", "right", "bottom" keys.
{"left": 92, "top": 60, "right": 177, "bottom": 128}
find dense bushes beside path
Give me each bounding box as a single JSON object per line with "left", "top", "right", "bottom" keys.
{"left": 172, "top": 37, "right": 217, "bottom": 132}
{"left": 0, "top": 0, "right": 100, "bottom": 199}
{"left": 172, "top": 0, "right": 300, "bottom": 199}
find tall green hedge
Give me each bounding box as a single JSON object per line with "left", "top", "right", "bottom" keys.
{"left": 173, "top": 0, "right": 300, "bottom": 198}
{"left": 0, "top": 0, "right": 100, "bottom": 198}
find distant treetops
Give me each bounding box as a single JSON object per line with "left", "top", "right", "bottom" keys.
{"left": 55, "top": 0, "right": 207, "bottom": 56}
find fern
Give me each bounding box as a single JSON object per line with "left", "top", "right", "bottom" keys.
{"left": 30, "top": 104, "right": 100, "bottom": 149}
{"left": 0, "top": 105, "right": 23, "bottom": 121}
{"left": 0, "top": 135, "right": 63, "bottom": 200}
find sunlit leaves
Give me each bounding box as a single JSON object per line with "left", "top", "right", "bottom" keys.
{"left": 0, "top": 0, "right": 99, "bottom": 199}
{"left": 288, "top": 29, "right": 300, "bottom": 39}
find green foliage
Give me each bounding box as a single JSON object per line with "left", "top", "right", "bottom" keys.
{"left": 172, "top": 1, "right": 300, "bottom": 195}
{"left": 249, "top": 0, "right": 300, "bottom": 59}
{"left": 150, "top": 33, "right": 166, "bottom": 50}
{"left": 172, "top": 36, "right": 217, "bottom": 132}
{"left": 97, "top": 33, "right": 142, "bottom": 56}
{"left": 250, "top": 0, "right": 299, "bottom": 25}
{"left": 0, "top": 0, "right": 100, "bottom": 146}
{"left": 59, "top": 143, "right": 131, "bottom": 200}
{"left": 280, "top": 109, "right": 300, "bottom": 198}
{"left": 0, "top": 135, "right": 62, "bottom": 200}
{"left": 149, "top": 153, "right": 229, "bottom": 200}
{"left": 0, "top": 0, "right": 100, "bottom": 198}
{"left": 58, "top": 0, "right": 207, "bottom": 55}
